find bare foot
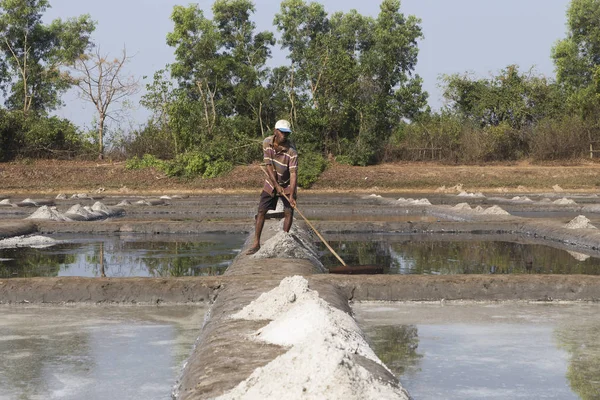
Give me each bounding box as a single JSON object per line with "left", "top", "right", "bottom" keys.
{"left": 245, "top": 246, "right": 260, "bottom": 255}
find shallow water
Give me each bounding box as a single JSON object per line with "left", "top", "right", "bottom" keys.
{"left": 354, "top": 302, "right": 600, "bottom": 400}
{"left": 0, "top": 305, "right": 206, "bottom": 400}
{"left": 319, "top": 236, "right": 600, "bottom": 275}
{"left": 0, "top": 233, "right": 246, "bottom": 278}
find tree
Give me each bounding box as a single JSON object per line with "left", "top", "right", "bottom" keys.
{"left": 552, "top": 0, "right": 600, "bottom": 119}
{"left": 0, "top": 0, "right": 95, "bottom": 114}
{"left": 71, "top": 47, "right": 139, "bottom": 159}
{"left": 275, "top": 0, "right": 427, "bottom": 164}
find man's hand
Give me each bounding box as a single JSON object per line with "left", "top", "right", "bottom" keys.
{"left": 275, "top": 184, "right": 285, "bottom": 195}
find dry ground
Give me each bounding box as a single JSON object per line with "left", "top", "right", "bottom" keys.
{"left": 2, "top": 159, "right": 600, "bottom": 194}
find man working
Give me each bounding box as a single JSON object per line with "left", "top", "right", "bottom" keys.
{"left": 246, "top": 119, "right": 298, "bottom": 255}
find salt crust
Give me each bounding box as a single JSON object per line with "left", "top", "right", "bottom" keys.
{"left": 565, "top": 215, "right": 597, "bottom": 230}
{"left": 221, "top": 276, "right": 408, "bottom": 400}
{"left": 0, "top": 235, "right": 59, "bottom": 248}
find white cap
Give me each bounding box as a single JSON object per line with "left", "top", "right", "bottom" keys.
{"left": 275, "top": 119, "right": 292, "bottom": 133}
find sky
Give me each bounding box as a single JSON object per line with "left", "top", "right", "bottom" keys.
{"left": 41, "top": 0, "right": 572, "bottom": 130}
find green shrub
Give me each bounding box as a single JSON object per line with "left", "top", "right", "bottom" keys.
{"left": 125, "top": 154, "right": 166, "bottom": 170}
{"left": 298, "top": 152, "right": 328, "bottom": 188}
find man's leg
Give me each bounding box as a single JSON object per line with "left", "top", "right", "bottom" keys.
{"left": 247, "top": 209, "right": 267, "bottom": 253}
{"left": 283, "top": 209, "right": 293, "bottom": 232}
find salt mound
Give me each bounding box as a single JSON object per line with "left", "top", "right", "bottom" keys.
{"left": 368, "top": 194, "right": 382, "bottom": 198}
{"left": 565, "top": 215, "right": 597, "bottom": 229}
{"left": 221, "top": 276, "right": 408, "bottom": 400}
{"left": 160, "top": 195, "right": 172, "bottom": 200}
{"left": 70, "top": 193, "right": 89, "bottom": 199}
{"left": 553, "top": 185, "right": 564, "bottom": 192}
{"left": 26, "top": 206, "right": 69, "bottom": 221}
{"left": 116, "top": 200, "right": 132, "bottom": 206}
{"left": 554, "top": 197, "right": 577, "bottom": 205}
{"left": 66, "top": 204, "right": 93, "bottom": 218}
{"left": 232, "top": 276, "right": 315, "bottom": 321}
{"left": 91, "top": 201, "right": 111, "bottom": 215}
{"left": 0, "top": 199, "right": 12, "bottom": 206}
{"left": 250, "top": 229, "right": 321, "bottom": 266}
{"left": 511, "top": 196, "right": 533, "bottom": 202}
{"left": 453, "top": 202, "right": 472, "bottom": 210}
{"left": 457, "top": 191, "right": 485, "bottom": 198}
{"left": 482, "top": 205, "right": 510, "bottom": 215}
{"left": 397, "top": 198, "right": 432, "bottom": 205}
{"left": 0, "top": 235, "right": 59, "bottom": 248}
{"left": 55, "top": 193, "right": 67, "bottom": 200}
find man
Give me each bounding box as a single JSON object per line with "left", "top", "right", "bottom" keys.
{"left": 246, "top": 119, "right": 298, "bottom": 255}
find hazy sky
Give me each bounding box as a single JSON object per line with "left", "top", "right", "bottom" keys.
{"left": 42, "top": 0, "right": 572, "bottom": 129}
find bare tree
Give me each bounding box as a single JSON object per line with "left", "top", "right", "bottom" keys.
{"left": 72, "top": 47, "right": 139, "bottom": 159}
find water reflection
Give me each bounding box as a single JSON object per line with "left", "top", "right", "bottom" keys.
{"left": 355, "top": 303, "right": 600, "bottom": 399}
{"left": 556, "top": 322, "right": 600, "bottom": 399}
{"left": 320, "top": 240, "right": 600, "bottom": 275}
{"left": 0, "top": 234, "right": 246, "bottom": 278}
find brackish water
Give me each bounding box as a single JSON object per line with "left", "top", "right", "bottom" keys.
{"left": 354, "top": 302, "right": 600, "bottom": 400}
{"left": 0, "top": 233, "right": 246, "bottom": 278}
{"left": 319, "top": 237, "right": 600, "bottom": 274}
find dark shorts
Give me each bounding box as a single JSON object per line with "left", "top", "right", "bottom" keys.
{"left": 258, "top": 190, "right": 295, "bottom": 213}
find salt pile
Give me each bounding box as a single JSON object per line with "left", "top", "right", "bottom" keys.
{"left": 396, "top": 197, "right": 432, "bottom": 205}
{"left": 453, "top": 203, "right": 472, "bottom": 210}
{"left": 0, "top": 199, "right": 13, "bottom": 207}
{"left": 116, "top": 199, "right": 132, "bottom": 206}
{"left": 481, "top": 205, "right": 511, "bottom": 215}
{"left": 221, "top": 276, "right": 409, "bottom": 400}
{"left": 0, "top": 235, "right": 59, "bottom": 248}
{"left": 554, "top": 197, "right": 577, "bottom": 205}
{"left": 55, "top": 193, "right": 67, "bottom": 200}
{"left": 26, "top": 206, "right": 70, "bottom": 221}
{"left": 250, "top": 226, "right": 322, "bottom": 268}
{"left": 565, "top": 215, "right": 597, "bottom": 229}
{"left": 511, "top": 196, "right": 533, "bottom": 202}
{"left": 457, "top": 191, "right": 485, "bottom": 198}
{"left": 91, "top": 201, "right": 111, "bottom": 215}
{"left": 553, "top": 185, "right": 564, "bottom": 192}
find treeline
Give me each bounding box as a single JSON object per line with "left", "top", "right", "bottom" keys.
{"left": 1, "top": 0, "right": 600, "bottom": 182}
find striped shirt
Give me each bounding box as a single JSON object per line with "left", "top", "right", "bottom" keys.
{"left": 262, "top": 135, "right": 298, "bottom": 194}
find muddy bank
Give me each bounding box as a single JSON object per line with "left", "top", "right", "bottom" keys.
{"left": 2, "top": 274, "right": 599, "bottom": 305}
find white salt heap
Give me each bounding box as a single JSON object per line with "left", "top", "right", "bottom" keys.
{"left": 220, "top": 276, "right": 408, "bottom": 400}
{"left": 26, "top": 206, "right": 70, "bottom": 221}
{"left": 396, "top": 197, "right": 431, "bottom": 205}
{"left": 565, "top": 215, "right": 597, "bottom": 229}
{"left": 457, "top": 191, "right": 485, "bottom": 198}
{"left": 511, "top": 196, "right": 533, "bottom": 202}
{"left": 250, "top": 226, "right": 322, "bottom": 269}
{"left": 91, "top": 201, "right": 111, "bottom": 215}
{"left": 0, "top": 235, "right": 59, "bottom": 248}
{"left": 554, "top": 197, "right": 577, "bottom": 205}
{"left": 481, "top": 205, "right": 511, "bottom": 215}
{"left": 453, "top": 202, "right": 472, "bottom": 210}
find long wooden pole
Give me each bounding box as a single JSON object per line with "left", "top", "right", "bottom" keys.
{"left": 260, "top": 165, "right": 347, "bottom": 266}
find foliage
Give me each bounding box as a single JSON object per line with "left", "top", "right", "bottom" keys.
{"left": 552, "top": 0, "right": 600, "bottom": 121}
{"left": 297, "top": 151, "right": 327, "bottom": 188}
{"left": 125, "top": 153, "right": 166, "bottom": 171}
{"left": 0, "top": 0, "right": 95, "bottom": 114}
{"left": 0, "top": 109, "right": 86, "bottom": 160}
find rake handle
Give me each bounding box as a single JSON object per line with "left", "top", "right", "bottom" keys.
{"left": 259, "top": 165, "right": 347, "bottom": 267}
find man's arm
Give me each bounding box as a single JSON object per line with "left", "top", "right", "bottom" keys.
{"left": 288, "top": 171, "right": 297, "bottom": 208}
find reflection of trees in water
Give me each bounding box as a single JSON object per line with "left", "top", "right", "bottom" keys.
{"left": 321, "top": 241, "right": 391, "bottom": 269}
{"left": 555, "top": 322, "right": 600, "bottom": 399}
{"left": 88, "top": 240, "right": 234, "bottom": 277}
{"left": 321, "top": 240, "right": 600, "bottom": 275}
{"left": 367, "top": 325, "right": 422, "bottom": 376}
{"left": 0, "top": 247, "right": 76, "bottom": 278}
